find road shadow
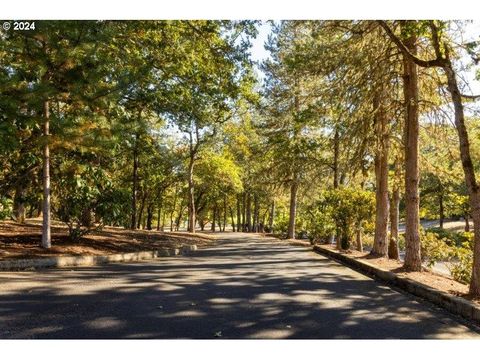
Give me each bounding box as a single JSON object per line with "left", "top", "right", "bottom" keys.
{"left": 0, "top": 234, "right": 478, "bottom": 339}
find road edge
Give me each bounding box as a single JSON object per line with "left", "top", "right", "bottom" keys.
{"left": 0, "top": 244, "right": 198, "bottom": 271}
{"left": 310, "top": 244, "right": 480, "bottom": 325}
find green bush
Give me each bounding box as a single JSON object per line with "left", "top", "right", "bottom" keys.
{"left": 362, "top": 233, "right": 374, "bottom": 249}
{"left": 450, "top": 246, "right": 473, "bottom": 284}
{"left": 397, "top": 233, "right": 406, "bottom": 251}
{"left": 305, "top": 208, "right": 336, "bottom": 243}
{"left": 0, "top": 196, "right": 13, "bottom": 220}
{"left": 54, "top": 163, "right": 119, "bottom": 241}
{"left": 273, "top": 216, "right": 289, "bottom": 237}
{"left": 425, "top": 227, "right": 473, "bottom": 247}
{"left": 305, "top": 188, "right": 375, "bottom": 249}
{"left": 419, "top": 228, "right": 454, "bottom": 268}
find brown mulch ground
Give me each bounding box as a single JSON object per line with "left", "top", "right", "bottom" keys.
{"left": 0, "top": 220, "right": 215, "bottom": 260}
{"left": 317, "top": 244, "right": 480, "bottom": 306}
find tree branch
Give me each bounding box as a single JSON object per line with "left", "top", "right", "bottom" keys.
{"left": 376, "top": 20, "right": 445, "bottom": 68}
{"left": 461, "top": 93, "right": 480, "bottom": 100}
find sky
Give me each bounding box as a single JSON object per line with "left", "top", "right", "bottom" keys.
{"left": 249, "top": 20, "right": 480, "bottom": 96}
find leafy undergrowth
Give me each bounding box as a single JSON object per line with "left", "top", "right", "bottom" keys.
{"left": 317, "top": 244, "right": 480, "bottom": 306}
{"left": 0, "top": 220, "right": 215, "bottom": 260}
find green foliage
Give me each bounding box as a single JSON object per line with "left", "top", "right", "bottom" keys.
{"left": 53, "top": 163, "right": 117, "bottom": 241}
{"left": 0, "top": 197, "right": 12, "bottom": 220}
{"left": 273, "top": 216, "right": 289, "bottom": 236}
{"left": 425, "top": 227, "right": 473, "bottom": 247}
{"left": 450, "top": 246, "right": 473, "bottom": 284}
{"left": 419, "top": 228, "right": 453, "bottom": 268}
{"left": 305, "top": 188, "right": 375, "bottom": 249}
{"left": 305, "top": 208, "right": 336, "bottom": 243}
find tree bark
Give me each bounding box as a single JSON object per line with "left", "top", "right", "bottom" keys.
{"left": 42, "top": 100, "right": 51, "bottom": 249}
{"left": 222, "top": 194, "right": 227, "bottom": 232}
{"left": 146, "top": 202, "right": 154, "bottom": 230}
{"left": 176, "top": 201, "right": 186, "bottom": 231}
{"left": 13, "top": 183, "right": 26, "bottom": 224}
{"left": 269, "top": 200, "right": 275, "bottom": 233}
{"left": 443, "top": 59, "right": 480, "bottom": 295}
{"left": 156, "top": 197, "right": 163, "bottom": 231}
{"left": 170, "top": 186, "right": 178, "bottom": 232}
{"left": 236, "top": 194, "right": 242, "bottom": 232}
{"left": 211, "top": 203, "right": 216, "bottom": 232}
{"left": 287, "top": 179, "right": 298, "bottom": 239}
{"left": 333, "top": 127, "right": 340, "bottom": 189}
{"left": 402, "top": 28, "right": 422, "bottom": 271}
{"left": 388, "top": 187, "right": 400, "bottom": 260}
{"left": 246, "top": 192, "right": 252, "bottom": 232}
{"left": 137, "top": 189, "right": 147, "bottom": 229}
{"left": 253, "top": 194, "right": 259, "bottom": 233}
{"left": 242, "top": 192, "right": 247, "bottom": 231}
{"left": 371, "top": 92, "right": 390, "bottom": 257}
{"left": 230, "top": 206, "right": 236, "bottom": 232}
{"left": 187, "top": 153, "right": 196, "bottom": 233}
{"left": 356, "top": 226, "right": 363, "bottom": 252}
{"left": 130, "top": 134, "right": 139, "bottom": 230}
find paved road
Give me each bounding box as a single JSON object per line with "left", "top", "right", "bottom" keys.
{"left": 0, "top": 233, "right": 479, "bottom": 339}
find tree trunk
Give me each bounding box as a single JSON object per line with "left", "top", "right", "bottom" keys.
{"left": 269, "top": 200, "right": 275, "bottom": 233}
{"left": 236, "top": 194, "right": 242, "bottom": 233}
{"left": 287, "top": 179, "right": 298, "bottom": 240}
{"left": 211, "top": 203, "right": 216, "bottom": 232}
{"left": 356, "top": 226, "right": 363, "bottom": 252}
{"left": 222, "top": 194, "right": 227, "bottom": 232}
{"left": 217, "top": 206, "right": 222, "bottom": 231}
{"left": 137, "top": 190, "right": 147, "bottom": 229}
{"left": 465, "top": 214, "right": 470, "bottom": 232}
{"left": 242, "top": 192, "right": 247, "bottom": 232}
{"left": 402, "top": 29, "right": 422, "bottom": 271}
{"left": 156, "top": 197, "right": 163, "bottom": 231}
{"left": 42, "top": 100, "right": 51, "bottom": 249}
{"left": 246, "top": 192, "right": 252, "bottom": 232}
{"left": 161, "top": 209, "right": 166, "bottom": 231}
{"left": 130, "top": 134, "right": 139, "bottom": 230}
{"left": 176, "top": 202, "right": 186, "bottom": 231}
{"left": 441, "top": 57, "right": 480, "bottom": 295}
{"left": 253, "top": 194, "right": 259, "bottom": 233}
{"left": 333, "top": 127, "right": 340, "bottom": 189}
{"left": 230, "top": 206, "right": 236, "bottom": 232}
{"left": 170, "top": 186, "right": 178, "bottom": 232}
{"left": 13, "top": 183, "right": 26, "bottom": 224}
{"left": 388, "top": 187, "right": 400, "bottom": 260}
{"left": 371, "top": 92, "right": 390, "bottom": 257}
{"left": 146, "top": 202, "right": 154, "bottom": 230}
{"left": 187, "top": 154, "right": 196, "bottom": 233}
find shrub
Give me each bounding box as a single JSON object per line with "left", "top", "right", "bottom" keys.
{"left": 450, "top": 243, "right": 473, "bottom": 284}
{"left": 397, "top": 233, "right": 406, "bottom": 251}
{"left": 305, "top": 208, "right": 336, "bottom": 243}
{"left": 54, "top": 163, "right": 119, "bottom": 241}
{"left": 0, "top": 196, "right": 13, "bottom": 220}
{"left": 419, "top": 228, "right": 454, "bottom": 268}
{"left": 273, "top": 216, "right": 289, "bottom": 237}
{"left": 425, "top": 227, "right": 473, "bottom": 247}
{"left": 305, "top": 188, "right": 375, "bottom": 249}
{"left": 361, "top": 233, "right": 374, "bottom": 250}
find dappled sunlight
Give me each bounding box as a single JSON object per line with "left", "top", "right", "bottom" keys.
{"left": 0, "top": 233, "right": 478, "bottom": 338}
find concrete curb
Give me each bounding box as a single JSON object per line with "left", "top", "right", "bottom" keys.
{"left": 312, "top": 244, "right": 480, "bottom": 325}
{"left": 287, "top": 239, "right": 312, "bottom": 247}
{"left": 0, "top": 244, "right": 198, "bottom": 271}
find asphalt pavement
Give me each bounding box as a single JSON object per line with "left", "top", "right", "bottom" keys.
{"left": 0, "top": 232, "right": 479, "bottom": 339}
